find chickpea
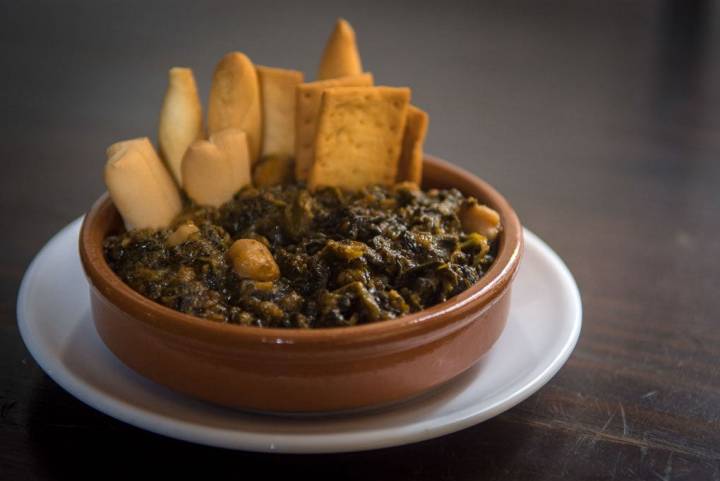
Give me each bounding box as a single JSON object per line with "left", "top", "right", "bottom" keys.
{"left": 459, "top": 202, "right": 501, "bottom": 241}
{"left": 227, "top": 239, "right": 280, "bottom": 281}
{"left": 166, "top": 222, "right": 200, "bottom": 247}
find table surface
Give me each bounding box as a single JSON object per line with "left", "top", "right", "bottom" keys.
{"left": 2, "top": 0, "right": 719, "bottom": 479}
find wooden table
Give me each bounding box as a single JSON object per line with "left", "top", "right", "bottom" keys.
{"left": 2, "top": 1, "right": 719, "bottom": 479}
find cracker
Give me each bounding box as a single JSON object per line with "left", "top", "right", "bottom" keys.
{"left": 257, "top": 65, "right": 304, "bottom": 158}
{"left": 397, "top": 105, "right": 429, "bottom": 185}
{"left": 308, "top": 86, "right": 410, "bottom": 191}
{"left": 105, "top": 137, "right": 182, "bottom": 230}
{"left": 318, "top": 18, "right": 363, "bottom": 80}
{"left": 207, "top": 52, "right": 262, "bottom": 164}
{"left": 158, "top": 67, "right": 204, "bottom": 186}
{"left": 294, "top": 72, "right": 374, "bottom": 181}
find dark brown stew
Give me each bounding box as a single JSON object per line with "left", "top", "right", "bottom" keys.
{"left": 103, "top": 183, "right": 499, "bottom": 328}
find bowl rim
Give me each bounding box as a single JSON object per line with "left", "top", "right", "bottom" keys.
{"left": 79, "top": 155, "right": 523, "bottom": 347}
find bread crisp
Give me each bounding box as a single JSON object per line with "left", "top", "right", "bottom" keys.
{"left": 318, "top": 18, "right": 363, "bottom": 80}
{"left": 106, "top": 137, "right": 155, "bottom": 160}
{"left": 182, "top": 129, "right": 251, "bottom": 207}
{"left": 257, "top": 66, "right": 304, "bottom": 158}
{"left": 309, "top": 86, "right": 410, "bottom": 191}
{"left": 207, "top": 52, "right": 262, "bottom": 164}
{"left": 294, "top": 72, "right": 374, "bottom": 181}
{"left": 157, "top": 67, "right": 204, "bottom": 186}
{"left": 105, "top": 137, "right": 182, "bottom": 230}
{"left": 397, "top": 105, "right": 429, "bottom": 184}
{"left": 211, "top": 129, "right": 253, "bottom": 190}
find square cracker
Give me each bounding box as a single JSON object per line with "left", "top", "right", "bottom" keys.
{"left": 397, "top": 105, "right": 429, "bottom": 184}
{"left": 295, "top": 72, "right": 373, "bottom": 181}
{"left": 257, "top": 66, "right": 304, "bottom": 158}
{"left": 309, "top": 86, "right": 411, "bottom": 191}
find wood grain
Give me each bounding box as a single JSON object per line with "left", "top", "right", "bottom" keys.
{"left": 2, "top": 0, "right": 719, "bottom": 479}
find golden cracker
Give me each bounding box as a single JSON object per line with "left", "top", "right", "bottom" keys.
{"left": 309, "top": 86, "right": 410, "bottom": 191}
{"left": 294, "top": 72, "right": 373, "bottom": 181}
{"left": 397, "top": 105, "right": 429, "bottom": 184}
{"left": 257, "top": 65, "right": 304, "bottom": 158}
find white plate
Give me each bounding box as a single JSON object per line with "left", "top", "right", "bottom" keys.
{"left": 17, "top": 217, "right": 581, "bottom": 453}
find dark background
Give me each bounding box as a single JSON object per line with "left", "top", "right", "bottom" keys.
{"left": 2, "top": 0, "right": 720, "bottom": 479}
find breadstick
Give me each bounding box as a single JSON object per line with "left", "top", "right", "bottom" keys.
{"left": 158, "top": 67, "right": 203, "bottom": 186}
{"left": 318, "top": 19, "right": 363, "bottom": 80}
{"left": 182, "top": 129, "right": 251, "bottom": 207}
{"left": 104, "top": 137, "right": 182, "bottom": 230}
{"left": 207, "top": 52, "right": 262, "bottom": 164}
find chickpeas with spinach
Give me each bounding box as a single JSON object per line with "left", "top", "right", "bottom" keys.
{"left": 103, "top": 183, "right": 501, "bottom": 328}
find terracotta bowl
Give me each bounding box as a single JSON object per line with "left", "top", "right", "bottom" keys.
{"left": 79, "top": 156, "right": 523, "bottom": 413}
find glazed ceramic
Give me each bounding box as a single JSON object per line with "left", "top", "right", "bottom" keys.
{"left": 78, "top": 156, "right": 523, "bottom": 413}
{"left": 19, "top": 221, "right": 580, "bottom": 451}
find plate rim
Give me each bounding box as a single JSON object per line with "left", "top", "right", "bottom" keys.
{"left": 17, "top": 217, "right": 582, "bottom": 453}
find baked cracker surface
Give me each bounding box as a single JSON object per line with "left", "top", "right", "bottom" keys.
{"left": 309, "top": 86, "right": 411, "bottom": 191}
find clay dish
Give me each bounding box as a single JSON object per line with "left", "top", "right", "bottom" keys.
{"left": 79, "top": 156, "right": 523, "bottom": 413}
